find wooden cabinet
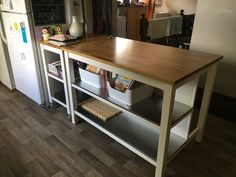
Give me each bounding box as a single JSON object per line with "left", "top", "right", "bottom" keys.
{"left": 117, "top": 16, "right": 127, "bottom": 38}
{"left": 122, "top": 6, "right": 147, "bottom": 40}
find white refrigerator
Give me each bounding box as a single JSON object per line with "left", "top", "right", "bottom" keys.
{"left": 0, "top": 0, "right": 44, "bottom": 104}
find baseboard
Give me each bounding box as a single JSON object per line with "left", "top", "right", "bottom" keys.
{"left": 195, "top": 88, "right": 236, "bottom": 123}
{"left": 0, "top": 81, "right": 16, "bottom": 92}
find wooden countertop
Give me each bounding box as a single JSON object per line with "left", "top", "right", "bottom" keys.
{"left": 40, "top": 36, "right": 222, "bottom": 85}
{"left": 38, "top": 40, "right": 61, "bottom": 49}
{"left": 38, "top": 34, "right": 104, "bottom": 49}
{"left": 60, "top": 37, "right": 222, "bottom": 85}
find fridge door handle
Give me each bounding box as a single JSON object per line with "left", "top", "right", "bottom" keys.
{"left": 0, "top": 20, "right": 7, "bottom": 44}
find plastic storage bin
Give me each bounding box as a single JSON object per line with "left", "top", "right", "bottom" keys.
{"left": 79, "top": 68, "right": 104, "bottom": 88}
{"left": 107, "top": 80, "right": 153, "bottom": 105}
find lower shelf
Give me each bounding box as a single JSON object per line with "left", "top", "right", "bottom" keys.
{"left": 51, "top": 91, "right": 67, "bottom": 108}
{"left": 75, "top": 107, "right": 186, "bottom": 166}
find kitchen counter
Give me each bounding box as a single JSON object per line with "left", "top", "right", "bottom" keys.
{"left": 60, "top": 36, "right": 222, "bottom": 85}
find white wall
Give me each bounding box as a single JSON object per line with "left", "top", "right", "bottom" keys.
{"left": 191, "top": 0, "right": 236, "bottom": 98}
{"left": 156, "top": 0, "right": 197, "bottom": 15}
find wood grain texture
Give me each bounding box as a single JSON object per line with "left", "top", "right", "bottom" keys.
{"left": 38, "top": 40, "right": 61, "bottom": 49}
{"left": 61, "top": 37, "right": 222, "bottom": 85}
{"left": 126, "top": 6, "right": 148, "bottom": 40}
{"left": 0, "top": 85, "right": 235, "bottom": 177}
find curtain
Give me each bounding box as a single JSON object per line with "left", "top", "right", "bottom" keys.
{"left": 140, "top": 0, "right": 155, "bottom": 19}
{"left": 92, "top": 0, "right": 113, "bottom": 35}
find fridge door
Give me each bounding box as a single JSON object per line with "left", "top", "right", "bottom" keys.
{"left": 0, "top": 33, "right": 14, "bottom": 90}
{"left": 0, "top": 17, "right": 7, "bottom": 44}
{"left": 2, "top": 12, "right": 43, "bottom": 104}
{"left": 0, "top": 17, "right": 14, "bottom": 89}
{"left": 1, "top": 0, "right": 30, "bottom": 14}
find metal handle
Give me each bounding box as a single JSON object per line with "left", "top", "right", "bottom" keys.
{"left": 0, "top": 19, "right": 7, "bottom": 44}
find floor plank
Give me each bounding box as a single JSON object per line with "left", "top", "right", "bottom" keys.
{"left": 0, "top": 145, "right": 29, "bottom": 177}
{"left": 52, "top": 171, "right": 70, "bottom": 177}
{"left": 26, "top": 159, "right": 50, "bottom": 177}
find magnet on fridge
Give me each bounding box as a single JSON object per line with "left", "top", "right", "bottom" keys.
{"left": 20, "top": 22, "right": 27, "bottom": 43}
{"left": 20, "top": 52, "right": 26, "bottom": 60}
{"left": 14, "top": 22, "right": 19, "bottom": 31}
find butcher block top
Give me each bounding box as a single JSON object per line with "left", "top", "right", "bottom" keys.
{"left": 41, "top": 36, "right": 223, "bottom": 85}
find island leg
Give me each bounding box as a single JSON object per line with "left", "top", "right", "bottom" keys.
{"left": 195, "top": 63, "right": 217, "bottom": 143}
{"left": 155, "top": 85, "right": 175, "bottom": 177}
{"left": 64, "top": 52, "right": 77, "bottom": 124}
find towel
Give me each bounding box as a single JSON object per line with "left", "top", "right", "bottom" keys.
{"left": 168, "top": 16, "right": 183, "bottom": 36}
{"left": 148, "top": 18, "right": 169, "bottom": 40}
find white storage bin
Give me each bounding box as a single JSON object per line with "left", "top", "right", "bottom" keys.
{"left": 79, "top": 68, "right": 104, "bottom": 88}
{"left": 107, "top": 80, "right": 153, "bottom": 105}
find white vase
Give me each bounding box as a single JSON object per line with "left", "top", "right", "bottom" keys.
{"left": 69, "top": 16, "right": 83, "bottom": 37}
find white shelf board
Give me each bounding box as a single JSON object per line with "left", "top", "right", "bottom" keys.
{"left": 72, "top": 80, "right": 193, "bottom": 127}
{"left": 75, "top": 108, "right": 186, "bottom": 166}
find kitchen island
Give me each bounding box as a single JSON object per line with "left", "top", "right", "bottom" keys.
{"left": 40, "top": 36, "right": 222, "bottom": 177}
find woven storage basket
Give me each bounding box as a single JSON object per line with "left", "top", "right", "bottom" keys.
{"left": 81, "top": 98, "right": 120, "bottom": 121}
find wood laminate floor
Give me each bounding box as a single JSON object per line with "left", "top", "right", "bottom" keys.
{"left": 0, "top": 85, "right": 235, "bottom": 177}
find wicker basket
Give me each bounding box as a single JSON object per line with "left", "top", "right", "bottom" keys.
{"left": 80, "top": 98, "right": 120, "bottom": 121}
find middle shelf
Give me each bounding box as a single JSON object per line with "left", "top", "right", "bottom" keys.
{"left": 51, "top": 90, "right": 67, "bottom": 108}
{"left": 72, "top": 79, "right": 193, "bottom": 128}
{"left": 48, "top": 73, "right": 63, "bottom": 83}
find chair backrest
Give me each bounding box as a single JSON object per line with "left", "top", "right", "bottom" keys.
{"left": 139, "top": 13, "right": 149, "bottom": 41}
{"left": 182, "top": 14, "right": 195, "bottom": 37}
